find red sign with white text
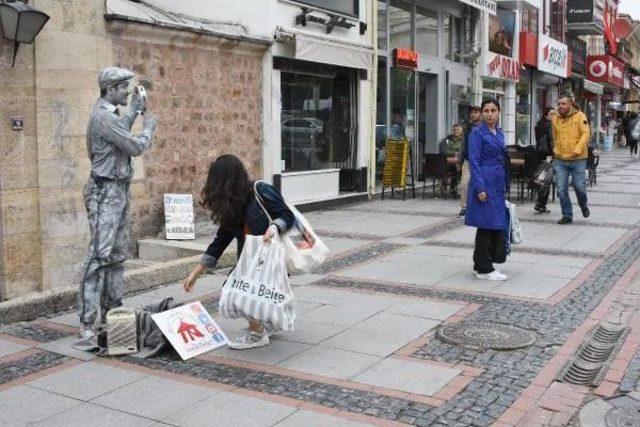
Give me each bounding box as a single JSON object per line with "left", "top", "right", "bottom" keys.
{"left": 485, "top": 52, "right": 520, "bottom": 81}
{"left": 393, "top": 48, "right": 418, "bottom": 69}
{"left": 587, "top": 55, "right": 625, "bottom": 88}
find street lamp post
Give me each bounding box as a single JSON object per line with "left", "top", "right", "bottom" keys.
{"left": 0, "top": 0, "right": 49, "bottom": 66}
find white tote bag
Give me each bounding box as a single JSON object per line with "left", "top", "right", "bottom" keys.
{"left": 219, "top": 234, "right": 296, "bottom": 332}
{"left": 506, "top": 201, "right": 523, "bottom": 245}
{"left": 254, "top": 182, "right": 329, "bottom": 275}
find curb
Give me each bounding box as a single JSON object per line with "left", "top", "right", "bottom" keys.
{"left": 0, "top": 251, "right": 236, "bottom": 325}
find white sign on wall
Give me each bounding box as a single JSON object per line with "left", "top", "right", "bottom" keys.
{"left": 164, "top": 194, "right": 195, "bottom": 240}
{"left": 537, "top": 34, "right": 568, "bottom": 78}
{"left": 459, "top": 0, "right": 497, "bottom": 15}
{"left": 152, "top": 301, "right": 228, "bottom": 360}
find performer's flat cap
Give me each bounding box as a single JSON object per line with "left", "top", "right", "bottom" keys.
{"left": 98, "top": 67, "right": 134, "bottom": 90}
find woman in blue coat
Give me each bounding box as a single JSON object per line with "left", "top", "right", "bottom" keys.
{"left": 464, "top": 98, "right": 509, "bottom": 281}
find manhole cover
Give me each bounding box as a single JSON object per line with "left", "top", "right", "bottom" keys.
{"left": 605, "top": 407, "right": 640, "bottom": 427}
{"left": 436, "top": 321, "right": 537, "bottom": 350}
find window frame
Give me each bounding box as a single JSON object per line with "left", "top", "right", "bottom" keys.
{"left": 287, "top": 0, "right": 360, "bottom": 19}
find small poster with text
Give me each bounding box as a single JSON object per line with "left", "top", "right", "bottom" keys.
{"left": 151, "top": 301, "right": 228, "bottom": 360}
{"left": 164, "top": 193, "right": 195, "bottom": 240}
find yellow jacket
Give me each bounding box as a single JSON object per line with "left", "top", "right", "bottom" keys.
{"left": 552, "top": 108, "right": 590, "bottom": 160}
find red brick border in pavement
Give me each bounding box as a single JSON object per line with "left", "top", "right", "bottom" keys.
{"left": 494, "top": 254, "right": 640, "bottom": 426}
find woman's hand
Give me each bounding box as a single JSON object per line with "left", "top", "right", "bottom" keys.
{"left": 478, "top": 192, "right": 488, "bottom": 202}
{"left": 183, "top": 264, "right": 205, "bottom": 293}
{"left": 263, "top": 224, "right": 278, "bottom": 242}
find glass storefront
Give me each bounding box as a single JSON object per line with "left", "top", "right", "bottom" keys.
{"left": 516, "top": 71, "right": 532, "bottom": 146}
{"left": 280, "top": 68, "right": 356, "bottom": 173}
{"left": 416, "top": 7, "right": 438, "bottom": 57}
{"left": 482, "top": 78, "right": 506, "bottom": 128}
{"left": 389, "top": 1, "right": 412, "bottom": 50}
{"left": 377, "top": 0, "right": 387, "bottom": 51}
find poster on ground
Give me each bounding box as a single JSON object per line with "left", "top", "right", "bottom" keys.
{"left": 164, "top": 193, "right": 195, "bottom": 240}
{"left": 151, "top": 301, "right": 228, "bottom": 360}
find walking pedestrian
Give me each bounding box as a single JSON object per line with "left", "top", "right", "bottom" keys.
{"left": 458, "top": 106, "right": 482, "bottom": 217}
{"left": 533, "top": 107, "right": 555, "bottom": 214}
{"left": 552, "top": 94, "right": 591, "bottom": 225}
{"left": 624, "top": 112, "right": 639, "bottom": 158}
{"left": 183, "top": 155, "right": 294, "bottom": 350}
{"left": 74, "top": 67, "right": 157, "bottom": 350}
{"left": 465, "top": 99, "right": 509, "bottom": 281}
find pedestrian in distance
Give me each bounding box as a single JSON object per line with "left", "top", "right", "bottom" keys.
{"left": 624, "top": 112, "right": 639, "bottom": 158}
{"left": 533, "top": 107, "right": 555, "bottom": 214}
{"left": 438, "top": 124, "right": 464, "bottom": 197}
{"left": 73, "top": 67, "right": 157, "bottom": 351}
{"left": 552, "top": 94, "right": 591, "bottom": 225}
{"left": 458, "top": 106, "right": 482, "bottom": 218}
{"left": 464, "top": 99, "right": 509, "bottom": 282}
{"left": 183, "top": 155, "right": 295, "bottom": 350}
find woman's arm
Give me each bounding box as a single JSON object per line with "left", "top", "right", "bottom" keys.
{"left": 256, "top": 182, "right": 295, "bottom": 233}
{"left": 184, "top": 225, "right": 235, "bottom": 292}
{"left": 468, "top": 130, "right": 485, "bottom": 198}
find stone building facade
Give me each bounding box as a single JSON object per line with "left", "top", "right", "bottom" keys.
{"left": 0, "top": 0, "right": 267, "bottom": 300}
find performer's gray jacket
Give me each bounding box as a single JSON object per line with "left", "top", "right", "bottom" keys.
{"left": 86, "top": 98, "right": 153, "bottom": 180}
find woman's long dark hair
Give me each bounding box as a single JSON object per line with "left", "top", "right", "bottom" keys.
{"left": 201, "top": 155, "right": 252, "bottom": 227}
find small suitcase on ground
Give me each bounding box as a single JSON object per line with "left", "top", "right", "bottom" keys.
{"left": 105, "top": 307, "right": 138, "bottom": 355}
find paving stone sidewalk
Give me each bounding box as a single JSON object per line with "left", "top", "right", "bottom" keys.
{"left": 2, "top": 149, "right": 640, "bottom": 426}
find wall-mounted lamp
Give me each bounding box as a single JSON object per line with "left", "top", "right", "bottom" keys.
{"left": 0, "top": 0, "right": 50, "bottom": 66}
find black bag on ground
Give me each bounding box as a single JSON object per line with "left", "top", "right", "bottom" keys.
{"left": 133, "top": 297, "right": 181, "bottom": 359}
{"left": 528, "top": 160, "right": 553, "bottom": 191}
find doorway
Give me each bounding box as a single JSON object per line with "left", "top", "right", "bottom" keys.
{"left": 417, "top": 72, "right": 438, "bottom": 179}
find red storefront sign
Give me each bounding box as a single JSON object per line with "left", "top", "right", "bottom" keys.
{"left": 519, "top": 32, "right": 538, "bottom": 67}
{"left": 587, "top": 55, "right": 625, "bottom": 87}
{"left": 393, "top": 48, "right": 418, "bottom": 69}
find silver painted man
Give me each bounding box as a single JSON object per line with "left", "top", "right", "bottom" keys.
{"left": 75, "top": 67, "right": 157, "bottom": 348}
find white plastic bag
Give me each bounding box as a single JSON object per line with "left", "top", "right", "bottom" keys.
{"left": 254, "top": 182, "right": 329, "bottom": 275}
{"left": 506, "top": 201, "right": 523, "bottom": 245}
{"left": 219, "top": 233, "right": 296, "bottom": 332}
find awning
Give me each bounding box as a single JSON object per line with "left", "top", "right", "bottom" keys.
{"left": 295, "top": 35, "right": 373, "bottom": 70}
{"left": 584, "top": 79, "right": 604, "bottom": 95}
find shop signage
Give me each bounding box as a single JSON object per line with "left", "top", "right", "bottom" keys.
{"left": 583, "top": 79, "right": 604, "bottom": 95}
{"left": 537, "top": 34, "right": 568, "bottom": 78}
{"left": 393, "top": 48, "right": 418, "bottom": 69}
{"left": 458, "top": 0, "right": 496, "bottom": 15}
{"left": 567, "top": 36, "right": 587, "bottom": 75}
{"left": 567, "top": 0, "right": 594, "bottom": 23}
{"left": 485, "top": 52, "right": 520, "bottom": 81}
{"left": 587, "top": 55, "right": 625, "bottom": 88}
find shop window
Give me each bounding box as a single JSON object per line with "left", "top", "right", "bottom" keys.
{"left": 416, "top": 7, "right": 438, "bottom": 57}
{"left": 516, "top": 73, "right": 532, "bottom": 146}
{"left": 281, "top": 70, "right": 356, "bottom": 172}
{"left": 375, "top": 58, "right": 387, "bottom": 179}
{"left": 378, "top": 0, "right": 387, "bottom": 51}
{"left": 291, "top": 0, "right": 358, "bottom": 18}
{"left": 389, "top": 0, "right": 413, "bottom": 50}
{"left": 549, "top": 0, "right": 565, "bottom": 42}
{"left": 521, "top": 7, "right": 538, "bottom": 34}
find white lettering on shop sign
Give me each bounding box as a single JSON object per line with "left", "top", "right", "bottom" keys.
{"left": 537, "top": 34, "right": 568, "bottom": 78}
{"left": 458, "top": 0, "right": 497, "bottom": 15}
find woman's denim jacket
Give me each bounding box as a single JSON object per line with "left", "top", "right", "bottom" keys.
{"left": 201, "top": 181, "right": 295, "bottom": 269}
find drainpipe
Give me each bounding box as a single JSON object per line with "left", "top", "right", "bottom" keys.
{"left": 369, "top": 0, "right": 378, "bottom": 198}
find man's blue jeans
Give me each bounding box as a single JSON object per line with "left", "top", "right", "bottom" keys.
{"left": 554, "top": 159, "right": 588, "bottom": 219}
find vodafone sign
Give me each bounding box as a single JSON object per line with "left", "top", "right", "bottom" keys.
{"left": 587, "top": 55, "right": 625, "bottom": 88}
{"left": 537, "top": 34, "right": 568, "bottom": 77}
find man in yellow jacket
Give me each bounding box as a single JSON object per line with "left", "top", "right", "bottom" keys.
{"left": 552, "top": 94, "right": 591, "bottom": 224}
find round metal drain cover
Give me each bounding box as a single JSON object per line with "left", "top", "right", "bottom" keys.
{"left": 605, "top": 408, "right": 640, "bottom": 427}
{"left": 436, "top": 321, "right": 537, "bottom": 350}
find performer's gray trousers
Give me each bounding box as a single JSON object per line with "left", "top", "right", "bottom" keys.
{"left": 79, "top": 177, "right": 130, "bottom": 327}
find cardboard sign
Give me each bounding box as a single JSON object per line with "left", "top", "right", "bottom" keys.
{"left": 151, "top": 301, "right": 228, "bottom": 360}
{"left": 382, "top": 138, "right": 409, "bottom": 189}
{"left": 164, "top": 193, "right": 195, "bottom": 240}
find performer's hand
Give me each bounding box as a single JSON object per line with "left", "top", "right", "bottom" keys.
{"left": 130, "top": 91, "right": 145, "bottom": 114}
{"left": 143, "top": 115, "right": 157, "bottom": 133}
{"left": 478, "top": 192, "right": 488, "bottom": 202}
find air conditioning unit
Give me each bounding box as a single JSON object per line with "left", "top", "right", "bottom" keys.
{"left": 106, "top": 307, "right": 138, "bottom": 356}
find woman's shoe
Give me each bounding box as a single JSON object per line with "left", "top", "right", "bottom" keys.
{"left": 475, "top": 270, "right": 508, "bottom": 281}
{"left": 228, "top": 328, "right": 270, "bottom": 350}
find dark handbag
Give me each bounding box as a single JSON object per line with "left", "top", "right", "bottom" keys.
{"left": 528, "top": 160, "right": 553, "bottom": 191}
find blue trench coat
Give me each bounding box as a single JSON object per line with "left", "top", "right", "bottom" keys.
{"left": 464, "top": 122, "right": 508, "bottom": 230}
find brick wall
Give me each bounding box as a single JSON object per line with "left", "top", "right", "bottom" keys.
{"left": 109, "top": 22, "right": 265, "bottom": 242}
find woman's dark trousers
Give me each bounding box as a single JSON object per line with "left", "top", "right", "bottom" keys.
{"left": 473, "top": 228, "right": 506, "bottom": 274}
